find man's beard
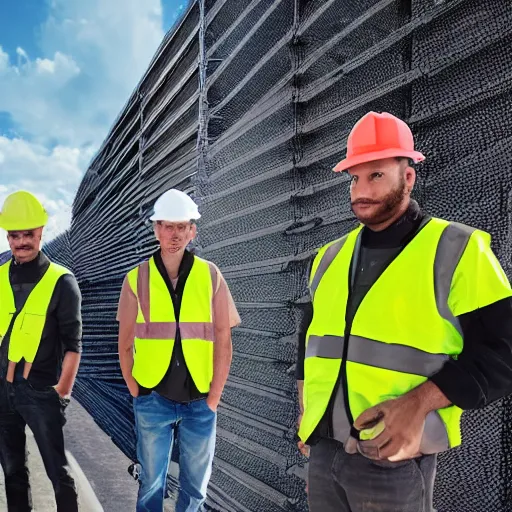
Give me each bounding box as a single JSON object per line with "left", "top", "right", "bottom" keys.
{"left": 351, "top": 176, "right": 407, "bottom": 227}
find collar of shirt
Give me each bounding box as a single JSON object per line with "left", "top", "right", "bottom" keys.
{"left": 10, "top": 251, "right": 50, "bottom": 285}
{"left": 153, "top": 248, "right": 194, "bottom": 282}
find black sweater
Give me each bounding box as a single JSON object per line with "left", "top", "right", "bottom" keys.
{"left": 0, "top": 252, "right": 82, "bottom": 388}
{"left": 296, "top": 202, "right": 512, "bottom": 410}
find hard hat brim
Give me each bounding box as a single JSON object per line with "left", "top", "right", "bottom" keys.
{"left": 149, "top": 213, "right": 201, "bottom": 222}
{"left": 333, "top": 148, "right": 426, "bottom": 172}
{"left": 0, "top": 215, "right": 48, "bottom": 232}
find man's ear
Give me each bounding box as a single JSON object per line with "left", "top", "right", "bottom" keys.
{"left": 405, "top": 166, "right": 416, "bottom": 193}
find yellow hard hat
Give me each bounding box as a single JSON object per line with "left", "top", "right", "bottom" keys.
{"left": 0, "top": 191, "right": 49, "bottom": 231}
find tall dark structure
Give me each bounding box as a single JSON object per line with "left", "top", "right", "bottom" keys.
{"left": 25, "top": 1, "right": 512, "bottom": 510}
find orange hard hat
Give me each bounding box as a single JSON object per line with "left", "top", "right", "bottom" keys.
{"left": 333, "top": 111, "right": 425, "bottom": 172}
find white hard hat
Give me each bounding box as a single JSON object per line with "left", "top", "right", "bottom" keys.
{"left": 149, "top": 189, "right": 201, "bottom": 222}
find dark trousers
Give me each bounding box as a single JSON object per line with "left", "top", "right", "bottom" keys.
{"left": 308, "top": 438, "right": 436, "bottom": 512}
{"left": 0, "top": 379, "right": 78, "bottom": 512}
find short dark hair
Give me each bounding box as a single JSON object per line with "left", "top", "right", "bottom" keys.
{"left": 155, "top": 220, "right": 195, "bottom": 225}
{"left": 395, "top": 157, "right": 414, "bottom": 167}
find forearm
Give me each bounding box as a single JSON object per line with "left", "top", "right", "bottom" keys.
{"left": 408, "top": 380, "right": 451, "bottom": 415}
{"left": 58, "top": 351, "right": 81, "bottom": 395}
{"left": 209, "top": 329, "right": 233, "bottom": 398}
{"left": 118, "top": 338, "right": 135, "bottom": 383}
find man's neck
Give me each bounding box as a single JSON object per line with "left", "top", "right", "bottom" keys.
{"left": 160, "top": 249, "right": 185, "bottom": 280}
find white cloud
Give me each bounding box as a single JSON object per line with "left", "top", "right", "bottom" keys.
{"left": 0, "top": 0, "right": 166, "bottom": 250}
{"left": 36, "top": 57, "right": 57, "bottom": 74}
{"left": 0, "top": 136, "right": 91, "bottom": 253}
{"left": 0, "top": 47, "right": 8, "bottom": 70}
{"left": 0, "top": 136, "right": 89, "bottom": 190}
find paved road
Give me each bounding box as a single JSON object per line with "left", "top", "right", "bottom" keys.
{"left": 0, "top": 399, "right": 176, "bottom": 511}
{"left": 0, "top": 427, "right": 104, "bottom": 511}
{"left": 64, "top": 398, "right": 138, "bottom": 511}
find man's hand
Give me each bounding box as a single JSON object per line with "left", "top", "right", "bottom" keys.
{"left": 126, "top": 376, "right": 139, "bottom": 398}
{"left": 297, "top": 439, "right": 310, "bottom": 457}
{"left": 54, "top": 351, "right": 80, "bottom": 399}
{"left": 353, "top": 381, "right": 451, "bottom": 462}
{"left": 53, "top": 384, "right": 71, "bottom": 399}
{"left": 353, "top": 393, "right": 426, "bottom": 462}
{"left": 206, "top": 392, "right": 221, "bottom": 412}
{"left": 296, "top": 412, "right": 310, "bottom": 456}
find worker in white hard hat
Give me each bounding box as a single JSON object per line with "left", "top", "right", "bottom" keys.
{"left": 0, "top": 191, "right": 82, "bottom": 511}
{"left": 117, "top": 188, "right": 241, "bottom": 512}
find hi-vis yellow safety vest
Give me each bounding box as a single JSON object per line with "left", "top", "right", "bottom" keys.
{"left": 298, "top": 218, "right": 512, "bottom": 451}
{"left": 0, "top": 260, "right": 71, "bottom": 364}
{"left": 126, "top": 255, "right": 215, "bottom": 391}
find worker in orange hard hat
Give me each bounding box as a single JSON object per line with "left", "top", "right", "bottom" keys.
{"left": 295, "top": 111, "right": 512, "bottom": 511}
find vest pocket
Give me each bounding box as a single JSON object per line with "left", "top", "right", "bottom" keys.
{"left": 21, "top": 313, "right": 46, "bottom": 335}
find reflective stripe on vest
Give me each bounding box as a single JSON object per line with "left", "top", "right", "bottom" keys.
{"left": 298, "top": 218, "right": 488, "bottom": 450}
{"left": 127, "top": 255, "right": 216, "bottom": 391}
{"left": 0, "top": 260, "right": 70, "bottom": 366}
{"left": 306, "top": 335, "right": 449, "bottom": 377}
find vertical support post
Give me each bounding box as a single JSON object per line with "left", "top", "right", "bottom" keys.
{"left": 195, "top": 0, "right": 209, "bottom": 257}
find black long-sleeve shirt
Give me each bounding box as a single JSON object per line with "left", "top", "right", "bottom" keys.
{"left": 0, "top": 252, "right": 82, "bottom": 388}
{"left": 296, "top": 202, "right": 512, "bottom": 410}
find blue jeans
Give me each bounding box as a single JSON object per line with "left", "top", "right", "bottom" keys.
{"left": 308, "top": 438, "right": 436, "bottom": 512}
{"left": 133, "top": 392, "right": 217, "bottom": 512}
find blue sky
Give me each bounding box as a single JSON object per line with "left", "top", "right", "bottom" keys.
{"left": 0, "top": 0, "right": 188, "bottom": 251}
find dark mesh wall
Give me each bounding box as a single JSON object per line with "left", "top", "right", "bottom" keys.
{"left": 199, "top": 1, "right": 512, "bottom": 510}
{"left": 46, "top": 1, "right": 204, "bottom": 483}
{"left": 32, "top": 0, "right": 512, "bottom": 511}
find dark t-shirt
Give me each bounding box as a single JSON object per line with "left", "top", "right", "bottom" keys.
{"left": 0, "top": 252, "right": 82, "bottom": 388}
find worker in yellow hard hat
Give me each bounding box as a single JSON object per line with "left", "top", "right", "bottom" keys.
{"left": 0, "top": 190, "right": 49, "bottom": 262}
{"left": 117, "top": 189, "right": 241, "bottom": 512}
{"left": 295, "top": 112, "right": 512, "bottom": 511}
{"left": 0, "top": 190, "right": 82, "bottom": 511}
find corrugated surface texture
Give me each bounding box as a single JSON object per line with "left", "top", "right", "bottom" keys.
{"left": 5, "top": 0, "right": 511, "bottom": 511}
